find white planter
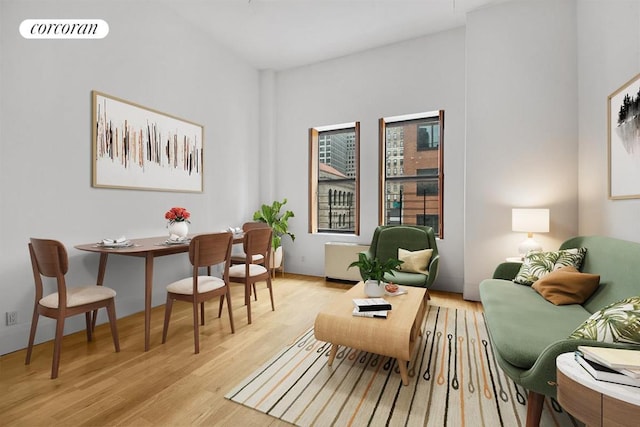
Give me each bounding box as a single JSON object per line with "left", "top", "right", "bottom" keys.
{"left": 270, "top": 246, "right": 283, "bottom": 269}
{"left": 364, "top": 279, "right": 385, "bottom": 297}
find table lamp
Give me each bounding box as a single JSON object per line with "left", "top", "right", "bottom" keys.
{"left": 512, "top": 208, "right": 549, "bottom": 257}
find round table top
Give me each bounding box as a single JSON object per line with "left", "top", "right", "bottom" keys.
{"left": 556, "top": 352, "right": 640, "bottom": 406}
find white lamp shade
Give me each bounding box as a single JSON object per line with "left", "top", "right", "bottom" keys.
{"left": 512, "top": 208, "right": 550, "bottom": 233}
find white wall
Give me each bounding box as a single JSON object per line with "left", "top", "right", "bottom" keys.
{"left": 463, "top": 0, "right": 580, "bottom": 300}
{"left": 274, "top": 28, "right": 467, "bottom": 294}
{"left": 3, "top": 0, "right": 640, "bottom": 356}
{"left": 0, "top": 1, "right": 260, "bottom": 354}
{"left": 577, "top": 1, "right": 640, "bottom": 238}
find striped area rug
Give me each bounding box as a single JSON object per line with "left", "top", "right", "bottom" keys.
{"left": 226, "top": 305, "right": 579, "bottom": 427}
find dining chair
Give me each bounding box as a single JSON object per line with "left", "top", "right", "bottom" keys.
{"left": 226, "top": 227, "right": 274, "bottom": 324}
{"left": 230, "top": 221, "right": 270, "bottom": 300}
{"left": 162, "top": 232, "right": 235, "bottom": 354}
{"left": 26, "top": 238, "right": 120, "bottom": 379}
{"left": 230, "top": 221, "right": 270, "bottom": 266}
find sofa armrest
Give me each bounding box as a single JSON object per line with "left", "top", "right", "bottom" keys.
{"left": 492, "top": 262, "right": 522, "bottom": 280}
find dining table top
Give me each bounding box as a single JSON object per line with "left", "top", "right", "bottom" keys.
{"left": 74, "top": 233, "right": 244, "bottom": 255}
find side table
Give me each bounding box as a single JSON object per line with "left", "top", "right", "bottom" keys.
{"left": 556, "top": 352, "right": 640, "bottom": 427}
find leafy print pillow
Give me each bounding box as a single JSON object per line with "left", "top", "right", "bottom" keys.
{"left": 569, "top": 297, "right": 640, "bottom": 344}
{"left": 513, "top": 247, "right": 587, "bottom": 285}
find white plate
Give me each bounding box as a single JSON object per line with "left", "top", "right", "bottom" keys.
{"left": 99, "top": 240, "right": 133, "bottom": 248}
{"left": 164, "top": 238, "right": 190, "bottom": 245}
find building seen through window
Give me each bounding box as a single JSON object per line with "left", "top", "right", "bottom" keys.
{"left": 309, "top": 123, "right": 359, "bottom": 235}
{"left": 380, "top": 111, "right": 444, "bottom": 237}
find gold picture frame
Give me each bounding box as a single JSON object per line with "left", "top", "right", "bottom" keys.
{"left": 92, "top": 90, "right": 204, "bottom": 192}
{"left": 608, "top": 72, "right": 640, "bottom": 200}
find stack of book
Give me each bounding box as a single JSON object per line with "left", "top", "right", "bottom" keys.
{"left": 574, "top": 345, "right": 640, "bottom": 388}
{"left": 352, "top": 298, "right": 392, "bottom": 319}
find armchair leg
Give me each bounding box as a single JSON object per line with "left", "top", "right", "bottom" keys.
{"left": 526, "top": 391, "right": 544, "bottom": 427}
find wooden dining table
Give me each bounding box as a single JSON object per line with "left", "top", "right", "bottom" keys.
{"left": 75, "top": 234, "right": 243, "bottom": 351}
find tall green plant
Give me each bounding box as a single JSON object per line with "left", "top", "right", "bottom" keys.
{"left": 253, "top": 198, "right": 295, "bottom": 249}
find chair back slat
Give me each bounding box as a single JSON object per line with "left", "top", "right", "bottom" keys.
{"left": 189, "top": 232, "right": 233, "bottom": 268}
{"left": 244, "top": 228, "right": 272, "bottom": 260}
{"left": 29, "top": 238, "right": 69, "bottom": 277}
{"left": 242, "top": 221, "right": 270, "bottom": 232}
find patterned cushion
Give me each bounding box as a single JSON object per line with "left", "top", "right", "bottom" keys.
{"left": 569, "top": 296, "right": 640, "bottom": 344}
{"left": 513, "top": 248, "right": 587, "bottom": 285}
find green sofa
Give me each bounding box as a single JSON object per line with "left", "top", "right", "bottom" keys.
{"left": 479, "top": 235, "right": 640, "bottom": 426}
{"left": 361, "top": 225, "right": 439, "bottom": 288}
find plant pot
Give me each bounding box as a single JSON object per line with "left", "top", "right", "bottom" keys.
{"left": 168, "top": 221, "right": 189, "bottom": 239}
{"left": 364, "top": 279, "right": 385, "bottom": 297}
{"left": 269, "top": 246, "right": 283, "bottom": 269}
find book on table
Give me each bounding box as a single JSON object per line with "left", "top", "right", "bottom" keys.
{"left": 578, "top": 345, "right": 640, "bottom": 370}
{"left": 352, "top": 308, "right": 388, "bottom": 318}
{"left": 574, "top": 351, "right": 640, "bottom": 388}
{"left": 352, "top": 297, "right": 392, "bottom": 312}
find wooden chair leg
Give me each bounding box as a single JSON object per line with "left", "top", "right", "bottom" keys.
{"left": 226, "top": 289, "right": 235, "bottom": 334}
{"left": 200, "top": 301, "right": 205, "bottom": 326}
{"left": 162, "top": 295, "right": 173, "bottom": 344}
{"left": 85, "top": 312, "right": 93, "bottom": 342}
{"left": 106, "top": 299, "right": 120, "bottom": 352}
{"left": 25, "top": 308, "right": 39, "bottom": 365}
{"left": 246, "top": 282, "right": 252, "bottom": 324}
{"left": 192, "top": 300, "right": 200, "bottom": 354}
{"left": 253, "top": 283, "right": 257, "bottom": 301}
{"left": 218, "top": 294, "right": 225, "bottom": 318}
{"left": 51, "top": 317, "right": 65, "bottom": 379}
{"left": 526, "top": 390, "right": 544, "bottom": 427}
{"left": 91, "top": 309, "right": 98, "bottom": 332}
{"left": 267, "top": 277, "right": 275, "bottom": 311}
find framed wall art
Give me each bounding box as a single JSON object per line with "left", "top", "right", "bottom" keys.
{"left": 608, "top": 72, "right": 640, "bottom": 199}
{"left": 92, "top": 90, "right": 204, "bottom": 192}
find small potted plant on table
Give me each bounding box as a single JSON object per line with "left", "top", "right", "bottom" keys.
{"left": 348, "top": 253, "right": 403, "bottom": 297}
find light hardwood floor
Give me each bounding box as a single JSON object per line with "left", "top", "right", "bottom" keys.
{"left": 0, "top": 275, "right": 481, "bottom": 426}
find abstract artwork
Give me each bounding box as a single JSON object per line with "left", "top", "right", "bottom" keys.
{"left": 92, "top": 90, "right": 203, "bottom": 192}
{"left": 608, "top": 73, "right": 640, "bottom": 199}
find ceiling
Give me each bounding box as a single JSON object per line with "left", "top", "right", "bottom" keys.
{"left": 169, "top": 0, "right": 507, "bottom": 70}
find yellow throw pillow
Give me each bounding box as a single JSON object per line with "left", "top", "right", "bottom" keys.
{"left": 398, "top": 248, "right": 433, "bottom": 275}
{"left": 531, "top": 266, "right": 600, "bottom": 305}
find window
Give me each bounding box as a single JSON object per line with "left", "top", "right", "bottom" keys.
{"left": 309, "top": 122, "right": 360, "bottom": 235}
{"left": 379, "top": 111, "right": 444, "bottom": 237}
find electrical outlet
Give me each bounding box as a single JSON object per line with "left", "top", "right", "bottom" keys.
{"left": 6, "top": 311, "right": 17, "bottom": 326}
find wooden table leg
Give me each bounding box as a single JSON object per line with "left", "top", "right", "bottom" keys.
{"left": 144, "top": 253, "right": 154, "bottom": 352}
{"left": 327, "top": 343, "right": 338, "bottom": 366}
{"left": 398, "top": 359, "right": 409, "bottom": 386}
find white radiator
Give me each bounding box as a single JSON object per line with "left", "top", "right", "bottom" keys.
{"left": 324, "top": 242, "right": 370, "bottom": 282}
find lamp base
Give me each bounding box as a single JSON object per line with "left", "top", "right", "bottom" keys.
{"left": 518, "top": 238, "right": 542, "bottom": 257}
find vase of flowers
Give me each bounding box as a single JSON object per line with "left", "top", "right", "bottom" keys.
{"left": 165, "top": 206, "right": 190, "bottom": 239}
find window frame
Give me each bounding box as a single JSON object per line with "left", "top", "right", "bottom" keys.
{"left": 309, "top": 122, "right": 360, "bottom": 235}
{"left": 378, "top": 111, "right": 444, "bottom": 237}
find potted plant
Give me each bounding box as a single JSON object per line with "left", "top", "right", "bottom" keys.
{"left": 253, "top": 198, "right": 295, "bottom": 271}
{"left": 348, "top": 253, "right": 403, "bottom": 297}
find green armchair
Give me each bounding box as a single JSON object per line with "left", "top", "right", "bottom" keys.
{"left": 361, "top": 225, "right": 439, "bottom": 288}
